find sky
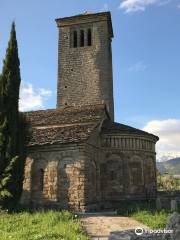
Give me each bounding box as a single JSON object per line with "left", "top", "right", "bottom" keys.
{"left": 0, "top": 0, "right": 180, "bottom": 161}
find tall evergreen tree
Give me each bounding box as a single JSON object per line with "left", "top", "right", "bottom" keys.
{"left": 0, "top": 22, "right": 26, "bottom": 209}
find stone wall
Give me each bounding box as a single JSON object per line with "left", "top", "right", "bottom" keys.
{"left": 21, "top": 129, "right": 158, "bottom": 212}
{"left": 56, "top": 13, "right": 114, "bottom": 120}
{"left": 83, "top": 127, "right": 102, "bottom": 211}
{"left": 157, "top": 191, "right": 180, "bottom": 210}
{"left": 21, "top": 143, "right": 88, "bottom": 212}
{"left": 100, "top": 133, "right": 157, "bottom": 207}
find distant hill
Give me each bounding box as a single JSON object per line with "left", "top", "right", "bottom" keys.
{"left": 157, "top": 157, "right": 180, "bottom": 175}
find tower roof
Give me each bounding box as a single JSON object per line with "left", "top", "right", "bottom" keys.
{"left": 55, "top": 11, "right": 113, "bottom": 38}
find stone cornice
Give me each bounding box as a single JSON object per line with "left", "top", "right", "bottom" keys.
{"left": 55, "top": 11, "right": 113, "bottom": 38}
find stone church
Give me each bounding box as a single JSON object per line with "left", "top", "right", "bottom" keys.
{"left": 21, "top": 12, "right": 159, "bottom": 212}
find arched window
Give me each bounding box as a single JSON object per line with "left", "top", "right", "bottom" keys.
{"left": 87, "top": 28, "right": 92, "bottom": 46}
{"left": 80, "top": 30, "right": 84, "bottom": 47}
{"left": 73, "top": 31, "right": 77, "bottom": 48}
{"left": 39, "top": 169, "right": 44, "bottom": 191}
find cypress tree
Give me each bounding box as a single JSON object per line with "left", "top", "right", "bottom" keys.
{"left": 0, "top": 22, "right": 26, "bottom": 209}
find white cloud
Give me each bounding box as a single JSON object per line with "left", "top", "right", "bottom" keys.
{"left": 19, "top": 82, "right": 52, "bottom": 111}
{"left": 128, "top": 61, "right": 148, "bottom": 72}
{"left": 119, "top": 0, "right": 171, "bottom": 13}
{"left": 143, "top": 119, "right": 180, "bottom": 161}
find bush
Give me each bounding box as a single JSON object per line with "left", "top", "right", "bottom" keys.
{"left": 157, "top": 172, "right": 180, "bottom": 191}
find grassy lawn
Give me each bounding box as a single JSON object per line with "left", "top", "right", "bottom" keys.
{"left": 131, "top": 210, "right": 171, "bottom": 229}
{"left": 117, "top": 200, "right": 176, "bottom": 229}
{"left": 0, "top": 210, "right": 89, "bottom": 240}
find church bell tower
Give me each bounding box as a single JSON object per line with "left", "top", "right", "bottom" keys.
{"left": 56, "top": 12, "right": 114, "bottom": 120}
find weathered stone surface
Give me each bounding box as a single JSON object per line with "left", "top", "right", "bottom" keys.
{"left": 56, "top": 12, "right": 114, "bottom": 120}
{"left": 156, "top": 198, "right": 162, "bottom": 211}
{"left": 163, "top": 212, "right": 180, "bottom": 240}
{"left": 108, "top": 230, "right": 163, "bottom": 240}
{"left": 21, "top": 12, "right": 159, "bottom": 212}
{"left": 171, "top": 200, "right": 178, "bottom": 212}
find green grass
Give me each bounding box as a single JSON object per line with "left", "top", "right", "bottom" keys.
{"left": 117, "top": 200, "right": 175, "bottom": 229}
{"left": 0, "top": 210, "right": 89, "bottom": 240}
{"left": 131, "top": 210, "right": 171, "bottom": 229}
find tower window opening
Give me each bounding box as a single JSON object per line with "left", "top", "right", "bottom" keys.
{"left": 80, "top": 30, "right": 84, "bottom": 47}
{"left": 73, "top": 31, "right": 77, "bottom": 48}
{"left": 39, "top": 169, "right": 44, "bottom": 192}
{"left": 87, "top": 29, "right": 92, "bottom": 46}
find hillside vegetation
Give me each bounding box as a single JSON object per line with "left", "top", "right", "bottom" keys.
{"left": 157, "top": 157, "right": 180, "bottom": 175}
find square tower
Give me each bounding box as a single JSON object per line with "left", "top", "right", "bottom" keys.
{"left": 56, "top": 12, "right": 114, "bottom": 120}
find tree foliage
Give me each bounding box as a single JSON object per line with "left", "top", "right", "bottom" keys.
{"left": 157, "top": 172, "right": 180, "bottom": 191}
{"left": 0, "top": 22, "right": 26, "bottom": 209}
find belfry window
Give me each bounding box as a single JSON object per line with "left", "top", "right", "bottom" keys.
{"left": 87, "top": 28, "right": 92, "bottom": 46}
{"left": 39, "top": 169, "right": 44, "bottom": 191}
{"left": 71, "top": 28, "right": 92, "bottom": 48}
{"left": 80, "top": 30, "right": 84, "bottom": 47}
{"left": 70, "top": 27, "right": 92, "bottom": 47}
{"left": 73, "top": 31, "right": 77, "bottom": 48}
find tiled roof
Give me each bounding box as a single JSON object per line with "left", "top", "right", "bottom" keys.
{"left": 25, "top": 104, "right": 107, "bottom": 146}
{"left": 25, "top": 104, "right": 106, "bottom": 127}
{"left": 25, "top": 104, "right": 158, "bottom": 146}
{"left": 28, "top": 123, "right": 97, "bottom": 146}
{"left": 102, "top": 120, "right": 159, "bottom": 140}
